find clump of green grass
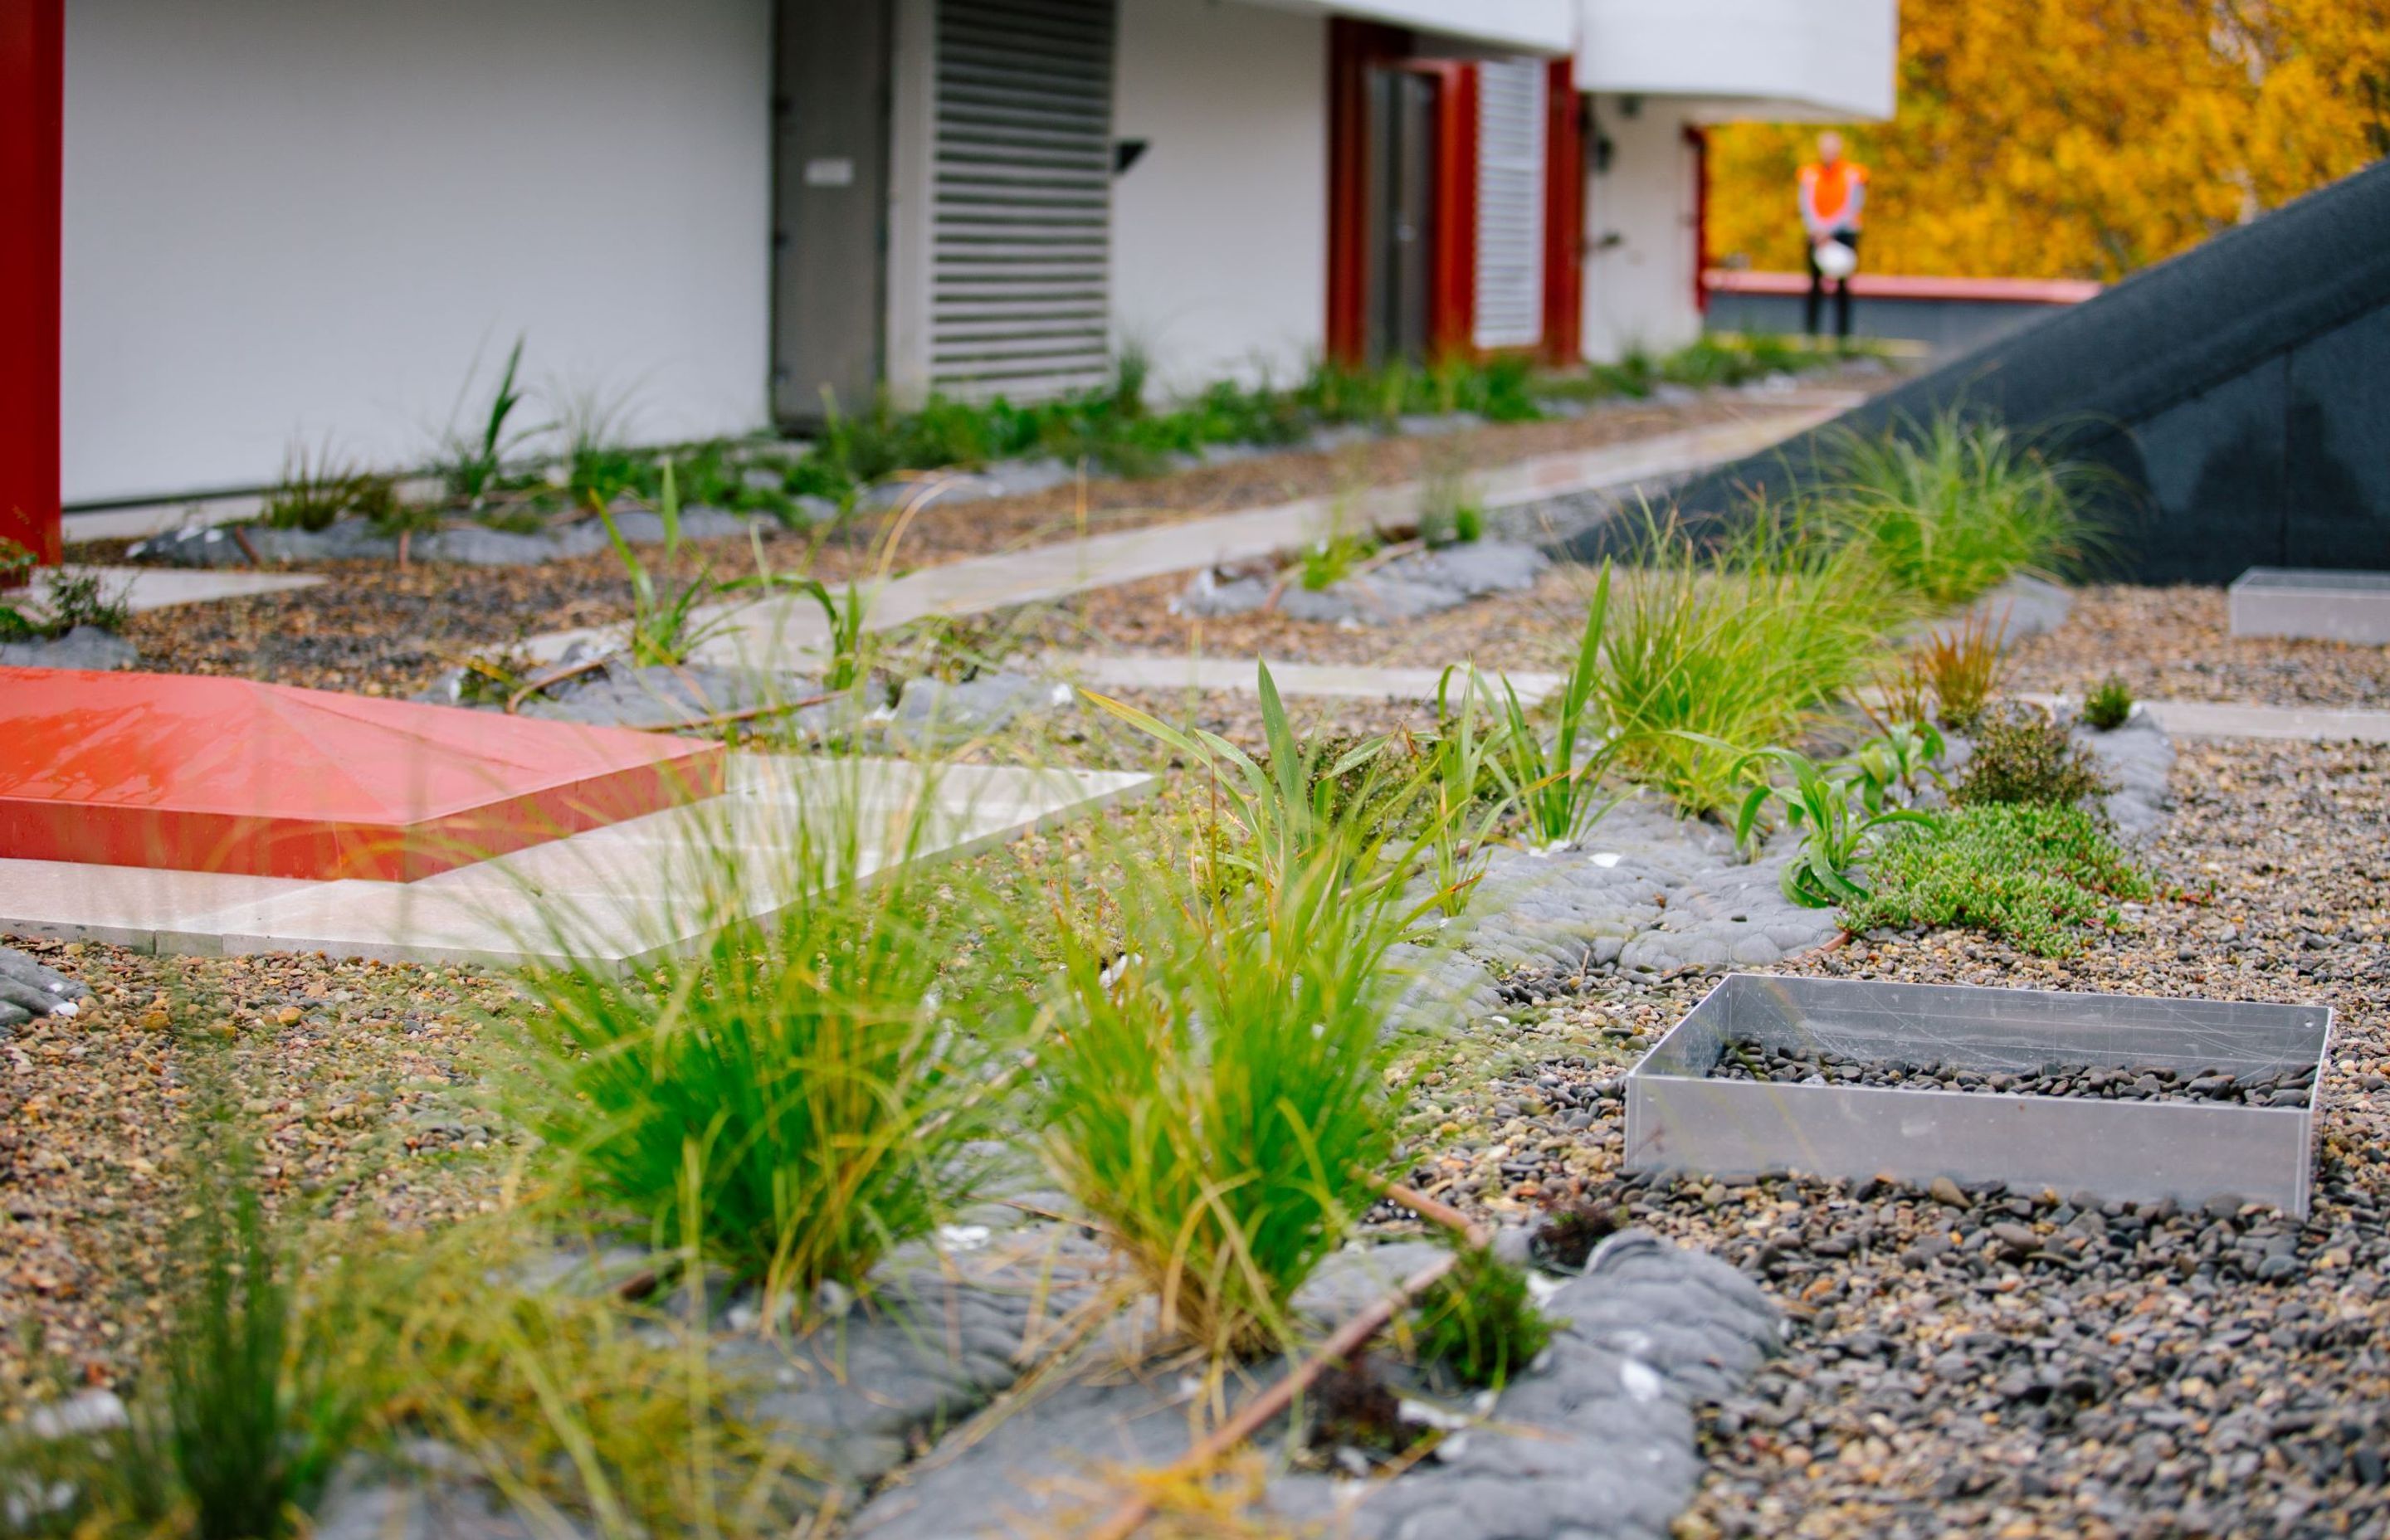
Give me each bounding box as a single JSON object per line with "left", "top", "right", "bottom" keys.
{"left": 439, "top": 335, "right": 547, "bottom": 504}
{"left": 1597, "top": 511, "right": 1894, "bottom": 812}
{"left": 1407, "top": 1243, "right": 1553, "bottom": 1391}
{"left": 1046, "top": 672, "right": 1428, "bottom": 1357}
{"left": 264, "top": 438, "right": 393, "bottom": 532}
{"left": 1953, "top": 703, "right": 2114, "bottom": 809}
{"left": 2083, "top": 674, "right": 2134, "bottom": 731}
{"left": 517, "top": 767, "right": 1010, "bottom": 1311}
{"left": 1841, "top": 802, "right": 2149, "bottom": 957}
{"left": 1822, "top": 407, "right": 2101, "bottom": 607}
{"left": 1917, "top": 608, "right": 2009, "bottom": 730}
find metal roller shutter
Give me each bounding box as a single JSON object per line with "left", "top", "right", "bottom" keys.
{"left": 931, "top": 0, "right": 1116, "bottom": 400}
{"left": 1472, "top": 57, "right": 1548, "bottom": 352}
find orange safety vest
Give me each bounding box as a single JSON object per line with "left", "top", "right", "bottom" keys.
{"left": 1798, "top": 159, "right": 1869, "bottom": 231}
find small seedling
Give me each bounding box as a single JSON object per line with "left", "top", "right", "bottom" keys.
{"left": 1847, "top": 719, "right": 1948, "bottom": 811}
{"left": 1408, "top": 1241, "right": 1553, "bottom": 1391}
{"left": 2082, "top": 675, "right": 2134, "bottom": 731}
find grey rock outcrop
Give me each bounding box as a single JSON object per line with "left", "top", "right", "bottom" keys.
{"left": 0, "top": 946, "right": 92, "bottom": 1032}
{"left": 0, "top": 625, "right": 137, "bottom": 671}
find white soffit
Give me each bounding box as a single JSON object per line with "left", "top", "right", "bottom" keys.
{"left": 1236, "top": 0, "right": 1575, "bottom": 55}
{"left": 1574, "top": 0, "right": 1897, "bottom": 120}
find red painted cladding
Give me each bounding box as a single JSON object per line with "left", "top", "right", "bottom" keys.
{"left": 0, "top": 0, "right": 62, "bottom": 573}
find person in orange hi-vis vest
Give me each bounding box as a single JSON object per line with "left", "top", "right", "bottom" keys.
{"left": 1798, "top": 131, "right": 1869, "bottom": 339}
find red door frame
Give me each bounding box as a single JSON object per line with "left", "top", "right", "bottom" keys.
{"left": 1540, "top": 60, "right": 1585, "bottom": 366}
{"left": 0, "top": 0, "right": 63, "bottom": 575}
{"left": 1685, "top": 124, "right": 1712, "bottom": 317}
{"left": 1324, "top": 19, "right": 1408, "bottom": 367}
{"left": 1414, "top": 58, "right": 1477, "bottom": 364}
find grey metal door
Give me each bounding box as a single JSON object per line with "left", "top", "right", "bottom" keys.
{"left": 1365, "top": 66, "right": 1436, "bottom": 368}
{"left": 773, "top": 0, "right": 893, "bottom": 426}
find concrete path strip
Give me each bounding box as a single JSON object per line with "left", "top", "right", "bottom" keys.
{"left": 1047, "top": 652, "right": 1566, "bottom": 707}
{"left": 523, "top": 402, "right": 1853, "bottom": 668}
{"left": 31, "top": 564, "right": 323, "bottom": 614}
{"left": 1067, "top": 668, "right": 2390, "bottom": 743}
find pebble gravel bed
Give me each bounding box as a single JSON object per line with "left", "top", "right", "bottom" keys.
{"left": 2010, "top": 584, "right": 2390, "bottom": 709}
{"left": 1397, "top": 733, "right": 2390, "bottom": 1538}
{"left": 1706, "top": 1040, "right": 2321, "bottom": 1107}
{"left": 0, "top": 945, "right": 523, "bottom": 1401}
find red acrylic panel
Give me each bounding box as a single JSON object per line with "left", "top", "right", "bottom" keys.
{"left": 0, "top": 669, "right": 725, "bottom": 880}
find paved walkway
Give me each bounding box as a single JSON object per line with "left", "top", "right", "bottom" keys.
{"left": 524, "top": 402, "right": 1855, "bottom": 668}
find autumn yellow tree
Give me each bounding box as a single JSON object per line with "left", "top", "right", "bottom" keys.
{"left": 1708, "top": 0, "right": 2390, "bottom": 280}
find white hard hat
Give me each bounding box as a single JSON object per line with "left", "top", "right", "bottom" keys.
{"left": 1813, "top": 239, "right": 1857, "bottom": 280}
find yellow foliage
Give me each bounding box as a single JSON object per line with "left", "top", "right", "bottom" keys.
{"left": 1708, "top": 0, "right": 2390, "bottom": 280}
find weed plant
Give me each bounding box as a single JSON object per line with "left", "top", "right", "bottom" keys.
{"left": 440, "top": 336, "right": 545, "bottom": 503}
{"left": 1823, "top": 408, "right": 2100, "bottom": 607}
{"left": 2083, "top": 675, "right": 2134, "bottom": 730}
{"left": 1423, "top": 670, "right": 1519, "bottom": 914}
{"left": 517, "top": 763, "right": 1009, "bottom": 1309}
{"left": 1417, "top": 459, "right": 1483, "bottom": 548}
{"left": 1953, "top": 704, "right": 2114, "bottom": 808}
{"left": 1483, "top": 563, "right": 1628, "bottom": 844}
{"left": 1847, "top": 719, "right": 1948, "bottom": 810}
{"left": 1407, "top": 1243, "right": 1554, "bottom": 1391}
{"left": 1841, "top": 803, "right": 2149, "bottom": 957}
{"left": 1731, "top": 745, "right": 1934, "bottom": 908}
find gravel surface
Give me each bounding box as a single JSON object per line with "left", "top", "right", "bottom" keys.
{"left": 2010, "top": 584, "right": 2390, "bottom": 708}
{"left": 1396, "top": 733, "right": 2390, "bottom": 1538}
{"left": 1707, "top": 1039, "right": 2320, "bottom": 1106}
{"left": 0, "top": 944, "right": 523, "bottom": 1402}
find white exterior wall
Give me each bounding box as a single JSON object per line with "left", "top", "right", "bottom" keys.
{"left": 1578, "top": 97, "right": 1704, "bottom": 363}
{"left": 1112, "top": 0, "right": 1329, "bottom": 395}
{"left": 1575, "top": 0, "right": 1897, "bottom": 121}
{"left": 61, "top": 0, "right": 772, "bottom": 505}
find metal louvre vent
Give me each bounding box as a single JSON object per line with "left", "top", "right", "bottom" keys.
{"left": 930, "top": 0, "right": 1116, "bottom": 400}
{"left": 1472, "top": 57, "right": 1548, "bottom": 352}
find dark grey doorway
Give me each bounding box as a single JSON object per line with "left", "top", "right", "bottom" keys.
{"left": 1363, "top": 66, "right": 1436, "bottom": 367}
{"left": 773, "top": 0, "right": 892, "bottom": 426}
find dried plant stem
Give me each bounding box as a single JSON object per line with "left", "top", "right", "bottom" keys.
{"left": 1084, "top": 1181, "right": 1487, "bottom": 1540}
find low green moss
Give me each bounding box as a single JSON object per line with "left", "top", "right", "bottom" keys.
{"left": 1842, "top": 803, "right": 2151, "bottom": 957}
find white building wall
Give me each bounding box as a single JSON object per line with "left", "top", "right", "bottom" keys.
{"left": 1578, "top": 96, "right": 1704, "bottom": 363}
{"left": 61, "top": 0, "right": 773, "bottom": 505}
{"left": 1575, "top": 0, "right": 1897, "bottom": 121}
{"left": 1111, "top": 0, "right": 1329, "bottom": 396}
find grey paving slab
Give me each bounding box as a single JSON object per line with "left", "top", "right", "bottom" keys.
{"left": 1046, "top": 653, "right": 1565, "bottom": 706}
{"left": 2228, "top": 567, "right": 2390, "bottom": 643}
{"left": 24, "top": 564, "right": 322, "bottom": 615}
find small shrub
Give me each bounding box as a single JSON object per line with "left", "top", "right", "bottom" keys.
{"left": 1953, "top": 703, "right": 2114, "bottom": 808}
{"left": 1918, "top": 609, "right": 2008, "bottom": 730}
{"left": 1842, "top": 802, "right": 2150, "bottom": 957}
{"left": 1531, "top": 1189, "right": 1632, "bottom": 1271}
{"left": 1408, "top": 1243, "right": 1553, "bottom": 1390}
{"left": 1824, "top": 408, "right": 2103, "bottom": 607}
{"left": 2083, "top": 674, "right": 2134, "bottom": 731}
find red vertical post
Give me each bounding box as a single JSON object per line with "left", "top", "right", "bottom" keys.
{"left": 1425, "top": 61, "right": 1477, "bottom": 363}
{"left": 0, "top": 0, "right": 63, "bottom": 574}
{"left": 1685, "top": 124, "right": 1712, "bottom": 318}
{"left": 1541, "top": 60, "right": 1584, "bottom": 366}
